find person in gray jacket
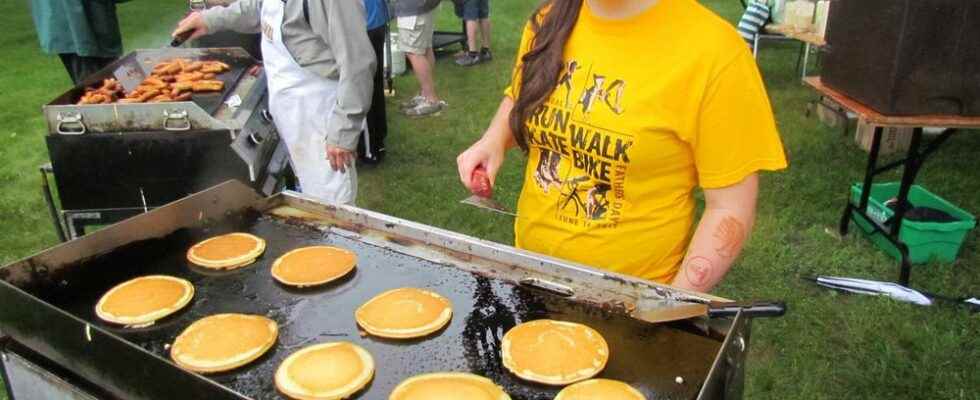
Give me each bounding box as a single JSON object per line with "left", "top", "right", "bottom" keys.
{"left": 172, "top": 0, "right": 375, "bottom": 205}
{"left": 390, "top": 0, "right": 445, "bottom": 117}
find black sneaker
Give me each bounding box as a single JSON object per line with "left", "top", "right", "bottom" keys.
{"left": 480, "top": 48, "right": 493, "bottom": 62}
{"left": 359, "top": 148, "right": 385, "bottom": 165}
{"left": 455, "top": 51, "right": 481, "bottom": 67}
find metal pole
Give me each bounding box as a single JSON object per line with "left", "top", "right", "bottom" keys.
{"left": 39, "top": 165, "right": 67, "bottom": 242}
{"left": 383, "top": 0, "right": 393, "bottom": 95}
{"left": 858, "top": 126, "right": 884, "bottom": 212}
{"left": 892, "top": 127, "right": 924, "bottom": 286}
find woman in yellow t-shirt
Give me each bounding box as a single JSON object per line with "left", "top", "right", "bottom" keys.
{"left": 456, "top": 0, "right": 787, "bottom": 292}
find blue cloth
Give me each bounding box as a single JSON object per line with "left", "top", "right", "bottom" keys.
{"left": 364, "top": 0, "right": 389, "bottom": 30}
{"left": 31, "top": 0, "right": 125, "bottom": 58}
{"left": 737, "top": 1, "right": 770, "bottom": 49}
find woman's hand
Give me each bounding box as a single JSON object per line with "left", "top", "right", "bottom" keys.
{"left": 456, "top": 97, "right": 519, "bottom": 195}
{"left": 172, "top": 12, "right": 209, "bottom": 42}
{"left": 327, "top": 146, "right": 355, "bottom": 173}
{"left": 457, "top": 138, "right": 506, "bottom": 195}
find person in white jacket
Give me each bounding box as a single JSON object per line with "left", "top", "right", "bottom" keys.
{"left": 174, "top": 0, "right": 376, "bottom": 205}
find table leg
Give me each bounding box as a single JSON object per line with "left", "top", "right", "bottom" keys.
{"left": 795, "top": 42, "right": 805, "bottom": 77}
{"left": 890, "top": 128, "right": 924, "bottom": 285}
{"left": 858, "top": 126, "right": 884, "bottom": 212}
{"left": 801, "top": 43, "right": 811, "bottom": 81}
{"left": 839, "top": 201, "right": 853, "bottom": 236}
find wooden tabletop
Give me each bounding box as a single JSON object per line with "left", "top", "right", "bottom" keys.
{"left": 804, "top": 77, "right": 980, "bottom": 128}
{"left": 764, "top": 24, "right": 826, "bottom": 47}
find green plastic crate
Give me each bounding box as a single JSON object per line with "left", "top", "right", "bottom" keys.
{"left": 849, "top": 182, "right": 976, "bottom": 263}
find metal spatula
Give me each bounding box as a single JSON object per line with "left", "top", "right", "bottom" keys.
{"left": 460, "top": 166, "right": 516, "bottom": 217}
{"left": 632, "top": 298, "right": 786, "bottom": 323}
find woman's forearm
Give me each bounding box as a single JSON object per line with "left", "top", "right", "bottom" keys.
{"left": 481, "top": 97, "right": 518, "bottom": 150}
{"left": 671, "top": 175, "right": 759, "bottom": 292}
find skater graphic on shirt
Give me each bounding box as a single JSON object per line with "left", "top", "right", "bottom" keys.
{"left": 533, "top": 148, "right": 563, "bottom": 194}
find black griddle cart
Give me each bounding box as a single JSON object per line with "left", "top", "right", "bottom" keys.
{"left": 1, "top": 181, "right": 755, "bottom": 399}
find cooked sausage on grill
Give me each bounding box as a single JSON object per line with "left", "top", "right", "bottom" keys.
{"left": 76, "top": 58, "right": 229, "bottom": 104}
{"left": 191, "top": 80, "right": 224, "bottom": 92}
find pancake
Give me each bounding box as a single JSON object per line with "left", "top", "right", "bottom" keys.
{"left": 500, "top": 319, "right": 609, "bottom": 385}
{"left": 271, "top": 246, "right": 357, "bottom": 287}
{"left": 187, "top": 232, "right": 265, "bottom": 270}
{"left": 390, "top": 372, "right": 511, "bottom": 400}
{"left": 95, "top": 275, "right": 194, "bottom": 327}
{"left": 170, "top": 313, "right": 278, "bottom": 373}
{"left": 275, "top": 342, "right": 374, "bottom": 400}
{"left": 555, "top": 379, "right": 647, "bottom": 400}
{"left": 354, "top": 288, "right": 452, "bottom": 339}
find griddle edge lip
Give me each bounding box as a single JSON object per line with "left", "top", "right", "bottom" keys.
{"left": 699, "top": 310, "right": 749, "bottom": 400}
{"left": 0, "top": 278, "right": 250, "bottom": 400}
{"left": 0, "top": 180, "right": 264, "bottom": 399}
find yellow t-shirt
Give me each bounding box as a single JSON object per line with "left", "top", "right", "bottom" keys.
{"left": 506, "top": 0, "right": 787, "bottom": 283}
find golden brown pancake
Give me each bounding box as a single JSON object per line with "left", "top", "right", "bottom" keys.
{"left": 187, "top": 232, "right": 265, "bottom": 270}
{"left": 500, "top": 319, "right": 609, "bottom": 385}
{"left": 555, "top": 379, "right": 647, "bottom": 400}
{"left": 354, "top": 288, "right": 452, "bottom": 339}
{"left": 271, "top": 246, "right": 357, "bottom": 287}
{"left": 95, "top": 275, "right": 194, "bottom": 327}
{"left": 390, "top": 372, "right": 511, "bottom": 400}
{"left": 170, "top": 314, "right": 278, "bottom": 373}
{"left": 275, "top": 342, "right": 374, "bottom": 400}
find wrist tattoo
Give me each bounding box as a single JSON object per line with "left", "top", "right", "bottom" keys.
{"left": 684, "top": 256, "right": 713, "bottom": 288}
{"left": 713, "top": 216, "right": 746, "bottom": 258}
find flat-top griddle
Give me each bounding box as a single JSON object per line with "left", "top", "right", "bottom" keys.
{"left": 0, "top": 182, "right": 752, "bottom": 400}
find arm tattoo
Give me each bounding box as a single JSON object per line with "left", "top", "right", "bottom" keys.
{"left": 684, "top": 256, "right": 714, "bottom": 288}
{"left": 713, "top": 216, "right": 746, "bottom": 258}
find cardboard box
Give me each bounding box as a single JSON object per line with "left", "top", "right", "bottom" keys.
{"left": 854, "top": 119, "right": 913, "bottom": 155}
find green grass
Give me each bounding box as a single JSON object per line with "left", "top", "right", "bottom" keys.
{"left": 2, "top": 1, "right": 979, "bottom": 399}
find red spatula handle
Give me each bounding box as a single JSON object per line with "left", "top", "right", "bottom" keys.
{"left": 470, "top": 166, "right": 493, "bottom": 198}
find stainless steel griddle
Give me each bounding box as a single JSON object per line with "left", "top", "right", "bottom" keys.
{"left": 44, "top": 47, "right": 260, "bottom": 134}
{"left": 0, "top": 181, "right": 752, "bottom": 400}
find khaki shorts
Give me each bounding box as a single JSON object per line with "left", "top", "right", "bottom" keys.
{"left": 396, "top": 11, "right": 435, "bottom": 55}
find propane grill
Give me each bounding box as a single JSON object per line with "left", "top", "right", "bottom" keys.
{"left": 41, "top": 48, "right": 288, "bottom": 239}
{"left": 0, "top": 181, "right": 753, "bottom": 400}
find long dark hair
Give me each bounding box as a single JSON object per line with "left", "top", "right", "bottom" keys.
{"left": 508, "top": 0, "right": 584, "bottom": 152}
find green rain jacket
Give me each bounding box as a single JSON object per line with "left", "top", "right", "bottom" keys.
{"left": 31, "top": 0, "right": 130, "bottom": 58}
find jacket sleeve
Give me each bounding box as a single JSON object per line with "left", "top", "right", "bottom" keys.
{"left": 202, "top": 0, "right": 263, "bottom": 34}
{"left": 309, "top": 0, "right": 376, "bottom": 150}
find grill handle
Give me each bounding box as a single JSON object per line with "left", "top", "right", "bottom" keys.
{"left": 519, "top": 277, "right": 574, "bottom": 297}
{"left": 249, "top": 131, "right": 265, "bottom": 145}
{"left": 707, "top": 300, "right": 786, "bottom": 319}
{"left": 56, "top": 112, "right": 86, "bottom": 135}
{"left": 163, "top": 109, "right": 191, "bottom": 131}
